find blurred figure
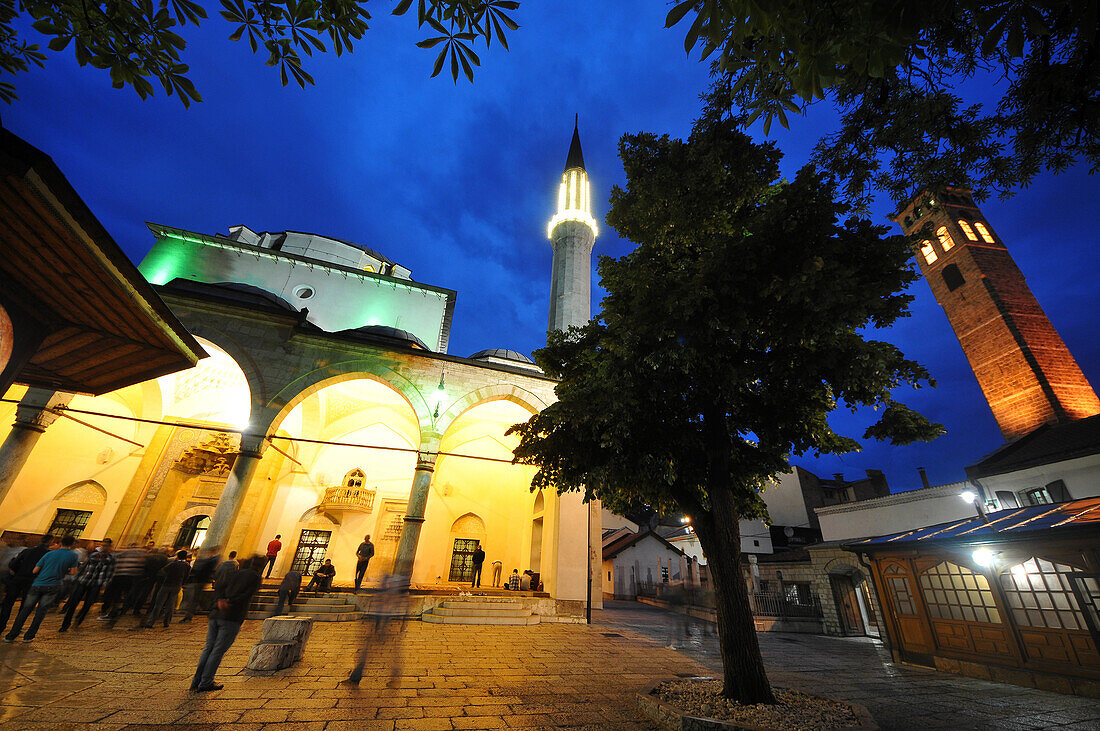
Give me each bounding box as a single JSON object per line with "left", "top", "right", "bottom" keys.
{"left": 100, "top": 543, "right": 147, "bottom": 621}
{"left": 191, "top": 555, "right": 263, "bottom": 692}
{"left": 62, "top": 538, "right": 114, "bottom": 631}
{"left": 141, "top": 549, "right": 190, "bottom": 628}
{"left": 4, "top": 535, "right": 78, "bottom": 643}
{"left": 213, "top": 552, "right": 238, "bottom": 588}
{"left": 341, "top": 573, "right": 410, "bottom": 686}
{"left": 273, "top": 568, "right": 302, "bottom": 615}
{"left": 179, "top": 547, "right": 220, "bottom": 623}
{"left": 0, "top": 535, "right": 49, "bottom": 636}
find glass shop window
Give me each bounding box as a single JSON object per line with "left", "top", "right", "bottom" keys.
{"left": 999, "top": 558, "right": 1088, "bottom": 630}
{"left": 919, "top": 561, "right": 1001, "bottom": 623}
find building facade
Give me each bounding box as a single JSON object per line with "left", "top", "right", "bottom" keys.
{"left": 0, "top": 129, "right": 602, "bottom": 618}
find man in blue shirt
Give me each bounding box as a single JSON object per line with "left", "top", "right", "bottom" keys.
{"left": 3, "top": 535, "right": 79, "bottom": 643}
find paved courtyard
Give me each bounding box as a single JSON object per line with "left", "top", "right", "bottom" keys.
{"left": 0, "top": 599, "right": 1095, "bottom": 730}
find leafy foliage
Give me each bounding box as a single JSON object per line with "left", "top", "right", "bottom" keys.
{"left": 0, "top": 0, "right": 519, "bottom": 105}
{"left": 509, "top": 119, "right": 943, "bottom": 702}
{"left": 670, "top": 0, "right": 1099, "bottom": 206}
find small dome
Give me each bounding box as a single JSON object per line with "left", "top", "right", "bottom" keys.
{"left": 469, "top": 348, "right": 534, "bottom": 364}
{"left": 337, "top": 325, "right": 430, "bottom": 351}
{"left": 163, "top": 280, "right": 297, "bottom": 312}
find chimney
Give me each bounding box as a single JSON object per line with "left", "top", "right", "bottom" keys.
{"left": 917, "top": 467, "right": 931, "bottom": 490}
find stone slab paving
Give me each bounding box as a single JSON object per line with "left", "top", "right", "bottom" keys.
{"left": 2, "top": 600, "right": 1098, "bottom": 730}
{"left": 0, "top": 605, "right": 707, "bottom": 730}
{"left": 596, "top": 600, "right": 1100, "bottom": 730}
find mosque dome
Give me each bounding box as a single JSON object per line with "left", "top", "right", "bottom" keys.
{"left": 469, "top": 348, "right": 535, "bottom": 364}
{"left": 337, "top": 325, "right": 430, "bottom": 351}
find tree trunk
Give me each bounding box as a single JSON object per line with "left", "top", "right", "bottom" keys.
{"left": 695, "top": 405, "right": 775, "bottom": 705}
{"left": 693, "top": 500, "right": 775, "bottom": 705}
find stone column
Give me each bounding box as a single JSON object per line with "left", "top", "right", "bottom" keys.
{"left": 202, "top": 432, "right": 265, "bottom": 551}
{"left": 392, "top": 446, "right": 439, "bottom": 580}
{"left": 0, "top": 389, "right": 73, "bottom": 508}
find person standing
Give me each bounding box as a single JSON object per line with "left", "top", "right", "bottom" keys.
{"left": 214, "top": 552, "right": 238, "bottom": 589}
{"left": 3, "top": 535, "right": 79, "bottom": 643}
{"left": 141, "top": 550, "right": 191, "bottom": 628}
{"left": 179, "top": 548, "right": 220, "bottom": 623}
{"left": 0, "top": 535, "right": 50, "bottom": 636}
{"left": 264, "top": 536, "right": 282, "bottom": 579}
{"left": 61, "top": 538, "right": 114, "bottom": 631}
{"left": 273, "top": 568, "right": 302, "bottom": 615}
{"left": 100, "top": 543, "right": 147, "bottom": 621}
{"left": 191, "top": 556, "right": 263, "bottom": 692}
{"left": 354, "top": 535, "right": 374, "bottom": 591}
{"left": 130, "top": 545, "right": 169, "bottom": 618}
{"left": 470, "top": 544, "right": 485, "bottom": 588}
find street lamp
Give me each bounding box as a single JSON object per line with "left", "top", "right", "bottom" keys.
{"left": 961, "top": 489, "right": 990, "bottom": 523}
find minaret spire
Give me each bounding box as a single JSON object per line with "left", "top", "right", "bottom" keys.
{"left": 547, "top": 118, "right": 597, "bottom": 333}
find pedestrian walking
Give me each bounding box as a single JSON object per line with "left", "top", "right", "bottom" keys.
{"left": 3, "top": 535, "right": 79, "bottom": 643}
{"left": 61, "top": 538, "right": 114, "bottom": 631}
{"left": 470, "top": 544, "right": 485, "bottom": 588}
{"left": 130, "top": 545, "right": 168, "bottom": 617}
{"left": 0, "top": 535, "right": 50, "bottom": 636}
{"left": 179, "top": 547, "right": 220, "bottom": 623}
{"left": 190, "top": 556, "right": 263, "bottom": 692}
{"left": 354, "top": 534, "right": 374, "bottom": 590}
{"left": 341, "top": 573, "right": 410, "bottom": 686}
{"left": 273, "top": 569, "right": 302, "bottom": 615}
{"left": 264, "top": 535, "right": 282, "bottom": 578}
{"left": 99, "top": 543, "right": 147, "bottom": 620}
{"left": 141, "top": 550, "right": 191, "bottom": 628}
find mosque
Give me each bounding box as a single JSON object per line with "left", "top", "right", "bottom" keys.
{"left": 0, "top": 124, "right": 603, "bottom": 618}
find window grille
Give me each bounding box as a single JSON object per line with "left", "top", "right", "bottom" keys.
{"left": 661, "top": 567, "right": 669, "bottom": 583}
{"left": 290, "top": 530, "right": 331, "bottom": 575}
{"left": 48, "top": 509, "right": 92, "bottom": 538}
{"left": 1000, "top": 558, "right": 1088, "bottom": 630}
{"left": 449, "top": 538, "right": 479, "bottom": 582}
{"left": 919, "top": 561, "right": 1001, "bottom": 623}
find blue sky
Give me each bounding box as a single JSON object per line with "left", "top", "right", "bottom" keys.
{"left": 4, "top": 2, "right": 1098, "bottom": 493}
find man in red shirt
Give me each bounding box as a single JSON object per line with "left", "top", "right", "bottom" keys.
{"left": 264, "top": 535, "right": 282, "bottom": 578}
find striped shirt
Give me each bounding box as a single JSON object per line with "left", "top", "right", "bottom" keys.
{"left": 77, "top": 551, "right": 116, "bottom": 587}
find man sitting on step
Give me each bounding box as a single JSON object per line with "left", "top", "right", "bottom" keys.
{"left": 306, "top": 560, "right": 335, "bottom": 592}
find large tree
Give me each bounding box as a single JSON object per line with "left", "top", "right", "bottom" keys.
{"left": 0, "top": 0, "right": 518, "bottom": 104}
{"left": 668, "top": 0, "right": 1098, "bottom": 206}
{"left": 509, "top": 120, "right": 943, "bottom": 704}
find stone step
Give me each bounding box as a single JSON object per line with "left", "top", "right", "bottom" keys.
{"left": 246, "top": 610, "right": 367, "bottom": 622}
{"left": 248, "top": 602, "right": 353, "bottom": 613}
{"left": 432, "top": 606, "right": 532, "bottom": 618}
{"left": 421, "top": 612, "right": 540, "bottom": 626}
{"left": 437, "top": 600, "right": 524, "bottom": 611}
{"left": 251, "top": 596, "right": 352, "bottom": 606}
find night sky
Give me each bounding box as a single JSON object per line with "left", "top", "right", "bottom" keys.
{"left": 4, "top": 2, "right": 1098, "bottom": 494}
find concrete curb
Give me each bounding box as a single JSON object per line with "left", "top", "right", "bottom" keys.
{"left": 636, "top": 678, "right": 878, "bottom": 731}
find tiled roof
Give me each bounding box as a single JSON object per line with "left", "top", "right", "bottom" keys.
{"left": 966, "top": 414, "right": 1100, "bottom": 478}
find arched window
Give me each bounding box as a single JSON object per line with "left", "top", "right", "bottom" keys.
{"left": 920, "top": 240, "right": 938, "bottom": 265}
{"left": 957, "top": 220, "right": 978, "bottom": 241}
{"left": 974, "top": 222, "right": 995, "bottom": 243}
{"left": 935, "top": 226, "right": 955, "bottom": 252}
{"left": 884, "top": 565, "right": 916, "bottom": 615}
{"left": 919, "top": 561, "right": 1000, "bottom": 623}
{"left": 344, "top": 468, "right": 365, "bottom": 488}
{"left": 175, "top": 515, "right": 210, "bottom": 550}
{"left": 942, "top": 264, "right": 965, "bottom": 291}
{"left": 1000, "top": 558, "right": 1089, "bottom": 630}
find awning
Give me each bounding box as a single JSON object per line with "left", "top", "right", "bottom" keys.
{"left": 0, "top": 127, "right": 205, "bottom": 395}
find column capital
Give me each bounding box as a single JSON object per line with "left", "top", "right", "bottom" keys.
{"left": 238, "top": 432, "right": 267, "bottom": 458}
{"left": 13, "top": 389, "right": 73, "bottom": 433}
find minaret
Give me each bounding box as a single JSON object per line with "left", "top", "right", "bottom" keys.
{"left": 892, "top": 188, "right": 1100, "bottom": 441}
{"left": 547, "top": 117, "right": 598, "bottom": 332}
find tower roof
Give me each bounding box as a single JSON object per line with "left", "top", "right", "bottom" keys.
{"left": 564, "top": 115, "right": 585, "bottom": 172}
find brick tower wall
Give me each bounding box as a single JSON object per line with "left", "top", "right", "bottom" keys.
{"left": 893, "top": 189, "right": 1100, "bottom": 441}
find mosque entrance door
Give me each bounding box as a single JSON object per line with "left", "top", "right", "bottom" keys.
{"left": 174, "top": 515, "right": 210, "bottom": 549}
{"left": 449, "top": 539, "right": 480, "bottom": 582}
{"left": 291, "top": 530, "right": 332, "bottom": 576}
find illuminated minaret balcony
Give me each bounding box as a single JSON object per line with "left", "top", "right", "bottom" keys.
{"left": 547, "top": 118, "right": 597, "bottom": 333}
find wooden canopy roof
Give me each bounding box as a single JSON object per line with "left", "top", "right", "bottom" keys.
{"left": 0, "top": 128, "right": 205, "bottom": 395}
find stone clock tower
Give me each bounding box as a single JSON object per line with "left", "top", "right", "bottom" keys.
{"left": 893, "top": 188, "right": 1100, "bottom": 441}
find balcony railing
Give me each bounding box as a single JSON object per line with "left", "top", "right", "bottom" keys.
{"left": 319, "top": 485, "right": 375, "bottom": 513}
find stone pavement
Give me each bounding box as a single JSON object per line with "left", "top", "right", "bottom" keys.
{"left": 1, "top": 600, "right": 1098, "bottom": 730}
{"left": 597, "top": 600, "right": 1100, "bottom": 730}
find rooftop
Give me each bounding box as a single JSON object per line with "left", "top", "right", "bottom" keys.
{"left": 966, "top": 413, "right": 1100, "bottom": 479}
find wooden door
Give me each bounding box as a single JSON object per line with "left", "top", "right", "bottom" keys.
{"left": 830, "top": 574, "right": 865, "bottom": 635}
